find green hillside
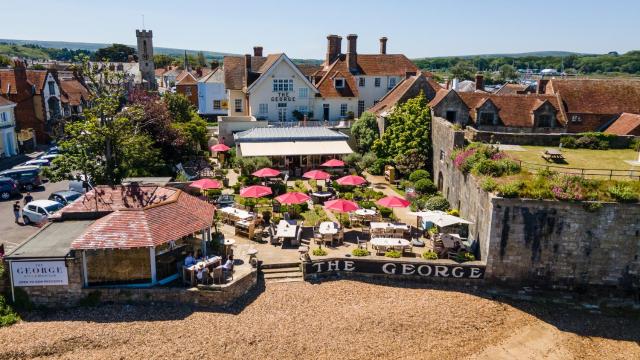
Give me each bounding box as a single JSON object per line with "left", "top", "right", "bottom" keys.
{"left": 0, "top": 43, "right": 51, "bottom": 59}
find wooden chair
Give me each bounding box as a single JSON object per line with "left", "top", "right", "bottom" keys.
{"left": 323, "top": 233, "right": 334, "bottom": 247}
{"left": 357, "top": 236, "right": 367, "bottom": 250}
{"left": 376, "top": 245, "right": 386, "bottom": 256}
{"left": 336, "top": 230, "right": 344, "bottom": 245}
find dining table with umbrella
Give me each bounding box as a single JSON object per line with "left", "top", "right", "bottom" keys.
{"left": 210, "top": 143, "right": 231, "bottom": 152}
{"left": 336, "top": 175, "right": 367, "bottom": 186}
{"left": 321, "top": 159, "right": 345, "bottom": 167}
{"left": 252, "top": 167, "right": 281, "bottom": 178}
{"left": 324, "top": 198, "right": 359, "bottom": 228}
{"left": 239, "top": 185, "right": 273, "bottom": 212}
{"left": 190, "top": 178, "right": 223, "bottom": 190}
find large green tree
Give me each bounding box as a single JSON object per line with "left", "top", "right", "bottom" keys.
{"left": 498, "top": 64, "right": 518, "bottom": 81}
{"left": 94, "top": 44, "right": 136, "bottom": 62}
{"left": 163, "top": 92, "right": 208, "bottom": 151}
{"left": 449, "top": 60, "right": 477, "bottom": 80}
{"left": 372, "top": 92, "right": 431, "bottom": 166}
{"left": 351, "top": 111, "right": 379, "bottom": 153}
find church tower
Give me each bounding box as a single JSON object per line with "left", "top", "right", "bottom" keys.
{"left": 136, "top": 29, "right": 157, "bottom": 89}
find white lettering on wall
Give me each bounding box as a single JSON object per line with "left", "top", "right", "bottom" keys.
{"left": 451, "top": 267, "right": 464, "bottom": 278}
{"left": 312, "top": 262, "right": 324, "bottom": 273}
{"left": 434, "top": 266, "right": 449, "bottom": 277}
{"left": 382, "top": 263, "right": 396, "bottom": 274}
{"left": 401, "top": 264, "right": 415, "bottom": 275}
{"left": 327, "top": 260, "right": 340, "bottom": 271}
{"left": 343, "top": 261, "right": 355, "bottom": 271}
{"left": 417, "top": 265, "right": 432, "bottom": 276}
{"left": 469, "top": 267, "right": 483, "bottom": 279}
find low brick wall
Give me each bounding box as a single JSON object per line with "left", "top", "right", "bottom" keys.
{"left": 465, "top": 127, "right": 635, "bottom": 148}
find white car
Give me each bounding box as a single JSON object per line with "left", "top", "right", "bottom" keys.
{"left": 22, "top": 200, "right": 64, "bottom": 225}
{"left": 23, "top": 159, "right": 50, "bottom": 167}
{"left": 39, "top": 154, "right": 60, "bottom": 162}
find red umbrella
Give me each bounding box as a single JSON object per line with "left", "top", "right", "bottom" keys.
{"left": 303, "top": 169, "right": 331, "bottom": 180}
{"left": 324, "top": 199, "right": 359, "bottom": 213}
{"left": 376, "top": 195, "right": 410, "bottom": 208}
{"left": 275, "top": 192, "right": 310, "bottom": 205}
{"left": 252, "top": 167, "right": 281, "bottom": 178}
{"left": 240, "top": 185, "right": 272, "bottom": 198}
{"left": 336, "top": 175, "right": 367, "bottom": 186}
{"left": 190, "top": 178, "right": 222, "bottom": 190}
{"left": 321, "top": 159, "right": 345, "bottom": 167}
{"left": 210, "top": 143, "right": 231, "bottom": 152}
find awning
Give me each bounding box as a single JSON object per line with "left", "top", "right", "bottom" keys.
{"left": 408, "top": 210, "right": 473, "bottom": 228}
{"left": 239, "top": 140, "right": 353, "bottom": 157}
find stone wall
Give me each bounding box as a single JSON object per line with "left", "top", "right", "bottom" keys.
{"left": 9, "top": 257, "right": 85, "bottom": 306}
{"left": 465, "top": 127, "right": 635, "bottom": 148}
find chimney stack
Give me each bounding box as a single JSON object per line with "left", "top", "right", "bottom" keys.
{"left": 379, "top": 37, "right": 388, "bottom": 55}
{"left": 325, "top": 35, "right": 342, "bottom": 67}
{"left": 475, "top": 74, "right": 484, "bottom": 91}
{"left": 253, "top": 46, "right": 263, "bottom": 57}
{"left": 346, "top": 34, "right": 358, "bottom": 72}
{"left": 537, "top": 79, "right": 549, "bottom": 94}
{"left": 244, "top": 54, "right": 252, "bottom": 87}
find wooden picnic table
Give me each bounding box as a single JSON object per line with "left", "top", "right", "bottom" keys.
{"left": 542, "top": 148, "right": 565, "bottom": 162}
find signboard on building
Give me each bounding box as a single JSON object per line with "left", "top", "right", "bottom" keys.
{"left": 304, "top": 258, "right": 484, "bottom": 279}
{"left": 11, "top": 261, "right": 69, "bottom": 286}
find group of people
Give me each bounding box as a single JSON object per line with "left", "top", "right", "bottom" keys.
{"left": 184, "top": 251, "right": 234, "bottom": 285}
{"left": 12, "top": 192, "right": 34, "bottom": 224}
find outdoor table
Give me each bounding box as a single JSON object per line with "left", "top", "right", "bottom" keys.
{"left": 355, "top": 209, "right": 376, "bottom": 216}
{"left": 184, "top": 256, "right": 221, "bottom": 286}
{"left": 370, "top": 237, "right": 411, "bottom": 252}
{"left": 221, "top": 238, "right": 236, "bottom": 258}
{"left": 543, "top": 148, "right": 565, "bottom": 162}
{"left": 276, "top": 220, "right": 298, "bottom": 239}
{"left": 318, "top": 221, "right": 339, "bottom": 235}
{"left": 311, "top": 191, "right": 333, "bottom": 204}
{"left": 219, "top": 207, "right": 253, "bottom": 223}
{"left": 370, "top": 222, "right": 409, "bottom": 231}
{"left": 440, "top": 233, "right": 462, "bottom": 249}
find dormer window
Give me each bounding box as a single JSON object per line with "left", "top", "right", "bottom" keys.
{"left": 479, "top": 111, "right": 496, "bottom": 125}
{"left": 334, "top": 78, "right": 345, "bottom": 89}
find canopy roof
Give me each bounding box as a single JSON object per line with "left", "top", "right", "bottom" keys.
{"left": 408, "top": 210, "right": 473, "bottom": 228}
{"left": 239, "top": 141, "right": 352, "bottom": 157}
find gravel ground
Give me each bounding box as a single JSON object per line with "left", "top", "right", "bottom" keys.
{"left": 0, "top": 281, "right": 638, "bottom": 359}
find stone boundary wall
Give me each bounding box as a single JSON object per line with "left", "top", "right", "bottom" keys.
{"left": 465, "top": 127, "right": 635, "bottom": 148}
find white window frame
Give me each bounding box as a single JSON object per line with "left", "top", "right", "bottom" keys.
{"left": 388, "top": 77, "right": 397, "bottom": 89}
{"left": 259, "top": 103, "right": 268, "bottom": 114}
{"left": 340, "top": 103, "right": 348, "bottom": 117}
{"left": 277, "top": 103, "right": 287, "bottom": 121}
{"left": 358, "top": 77, "right": 365, "bottom": 87}
{"left": 334, "top": 78, "right": 345, "bottom": 89}
{"left": 234, "top": 99, "right": 243, "bottom": 113}
{"left": 374, "top": 78, "right": 381, "bottom": 87}
{"left": 298, "top": 87, "right": 308, "bottom": 99}
{"left": 273, "top": 79, "right": 294, "bottom": 92}
{"left": 213, "top": 100, "right": 221, "bottom": 110}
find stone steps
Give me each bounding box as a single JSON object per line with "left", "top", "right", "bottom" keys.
{"left": 262, "top": 266, "right": 303, "bottom": 284}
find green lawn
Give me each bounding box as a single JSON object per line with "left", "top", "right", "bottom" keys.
{"left": 505, "top": 146, "right": 639, "bottom": 171}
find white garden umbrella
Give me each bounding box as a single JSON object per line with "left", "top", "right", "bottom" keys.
{"left": 408, "top": 210, "right": 473, "bottom": 228}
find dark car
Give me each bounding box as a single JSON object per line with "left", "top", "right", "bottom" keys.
{"left": 48, "top": 190, "right": 82, "bottom": 206}
{"left": 0, "top": 167, "right": 43, "bottom": 191}
{"left": 0, "top": 177, "right": 20, "bottom": 201}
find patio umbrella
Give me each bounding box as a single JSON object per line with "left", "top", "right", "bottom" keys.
{"left": 336, "top": 175, "right": 367, "bottom": 186}
{"left": 303, "top": 169, "right": 331, "bottom": 180}
{"left": 275, "top": 192, "right": 310, "bottom": 205}
{"left": 321, "top": 159, "right": 345, "bottom": 167}
{"left": 252, "top": 167, "right": 281, "bottom": 178}
{"left": 324, "top": 198, "right": 359, "bottom": 226}
{"left": 376, "top": 195, "right": 410, "bottom": 208}
{"left": 240, "top": 185, "right": 273, "bottom": 198}
{"left": 408, "top": 210, "right": 473, "bottom": 228}
{"left": 210, "top": 143, "right": 231, "bottom": 152}
{"left": 190, "top": 178, "right": 222, "bottom": 190}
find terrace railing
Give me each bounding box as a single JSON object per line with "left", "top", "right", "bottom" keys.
{"left": 268, "top": 120, "right": 353, "bottom": 129}
{"left": 518, "top": 161, "right": 640, "bottom": 180}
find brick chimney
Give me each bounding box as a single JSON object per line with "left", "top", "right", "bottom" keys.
{"left": 210, "top": 60, "right": 219, "bottom": 70}
{"left": 13, "top": 60, "right": 29, "bottom": 94}
{"left": 325, "top": 35, "right": 342, "bottom": 67}
{"left": 244, "top": 54, "right": 251, "bottom": 88}
{"left": 379, "top": 37, "right": 388, "bottom": 55}
{"left": 537, "top": 79, "right": 549, "bottom": 94}
{"left": 475, "top": 74, "right": 484, "bottom": 91}
{"left": 253, "top": 46, "right": 263, "bottom": 57}
{"left": 346, "top": 34, "right": 358, "bottom": 72}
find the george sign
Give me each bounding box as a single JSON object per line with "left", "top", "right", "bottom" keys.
{"left": 304, "top": 259, "right": 484, "bottom": 279}
{"left": 270, "top": 92, "right": 296, "bottom": 102}
{"left": 11, "top": 261, "right": 69, "bottom": 287}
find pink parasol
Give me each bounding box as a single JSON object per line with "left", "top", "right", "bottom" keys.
{"left": 324, "top": 199, "right": 359, "bottom": 213}
{"left": 336, "top": 175, "right": 367, "bottom": 186}
{"left": 190, "top": 178, "right": 222, "bottom": 190}
{"left": 252, "top": 167, "right": 281, "bottom": 178}
{"left": 321, "top": 159, "right": 345, "bottom": 167}
{"left": 275, "top": 192, "right": 311, "bottom": 205}
{"left": 376, "top": 195, "right": 411, "bottom": 208}
{"left": 210, "top": 143, "right": 231, "bottom": 152}
{"left": 303, "top": 169, "right": 331, "bottom": 180}
{"left": 240, "top": 185, "right": 272, "bottom": 198}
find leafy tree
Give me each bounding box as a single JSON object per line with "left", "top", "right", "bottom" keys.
{"left": 449, "top": 61, "right": 477, "bottom": 80}
{"left": 237, "top": 157, "right": 272, "bottom": 176}
{"left": 164, "top": 92, "right": 194, "bottom": 123}
{"left": 0, "top": 55, "right": 10, "bottom": 67}
{"left": 196, "top": 51, "right": 207, "bottom": 68}
{"left": 409, "top": 169, "right": 431, "bottom": 183}
{"left": 373, "top": 92, "right": 432, "bottom": 167}
{"left": 154, "top": 54, "right": 174, "bottom": 68}
{"left": 94, "top": 44, "right": 136, "bottom": 62}
{"left": 498, "top": 64, "right": 517, "bottom": 81}
{"left": 394, "top": 149, "right": 428, "bottom": 175}
{"left": 351, "top": 111, "right": 379, "bottom": 153}
{"left": 163, "top": 92, "right": 208, "bottom": 151}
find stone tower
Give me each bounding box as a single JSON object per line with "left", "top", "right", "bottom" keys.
{"left": 136, "top": 29, "right": 156, "bottom": 89}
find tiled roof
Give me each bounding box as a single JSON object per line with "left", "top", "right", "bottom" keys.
{"left": 0, "top": 96, "right": 15, "bottom": 107}
{"left": 495, "top": 83, "right": 531, "bottom": 95}
{"left": 547, "top": 79, "right": 640, "bottom": 115}
{"left": 369, "top": 74, "right": 438, "bottom": 116}
{"left": 429, "top": 88, "right": 451, "bottom": 107}
{"left": 296, "top": 64, "right": 323, "bottom": 76}
{"left": 354, "top": 54, "right": 418, "bottom": 76}
{"left": 235, "top": 126, "right": 349, "bottom": 142}
{"left": 457, "top": 92, "right": 566, "bottom": 127}
{"left": 315, "top": 55, "right": 359, "bottom": 98}
{"left": 176, "top": 72, "right": 197, "bottom": 85}
{"left": 59, "top": 78, "right": 90, "bottom": 105}
{"left": 26, "top": 70, "right": 47, "bottom": 94}
{"left": 198, "top": 67, "right": 224, "bottom": 83}
{"left": 604, "top": 113, "right": 640, "bottom": 135}
{"left": 223, "top": 55, "right": 267, "bottom": 90}
{"left": 68, "top": 185, "right": 215, "bottom": 250}
{"left": 0, "top": 69, "right": 49, "bottom": 95}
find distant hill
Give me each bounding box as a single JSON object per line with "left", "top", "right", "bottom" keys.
{"left": 413, "top": 51, "right": 589, "bottom": 61}
{"left": 0, "top": 38, "right": 236, "bottom": 59}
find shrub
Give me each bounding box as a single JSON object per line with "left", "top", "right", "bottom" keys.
{"left": 378, "top": 206, "right": 393, "bottom": 218}
{"left": 583, "top": 201, "right": 603, "bottom": 212}
{"left": 560, "top": 136, "right": 577, "bottom": 148}
{"left": 0, "top": 295, "right": 19, "bottom": 327}
{"left": 352, "top": 248, "right": 370, "bottom": 256}
{"left": 384, "top": 250, "right": 402, "bottom": 258}
{"left": 608, "top": 184, "right": 639, "bottom": 203}
{"left": 312, "top": 248, "right": 328, "bottom": 256}
{"left": 344, "top": 152, "right": 363, "bottom": 171}
{"left": 447, "top": 209, "right": 460, "bottom": 216}
{"left": 422, "top": 250, "right": 438, "bottom": 260}
{"left": 368, "top": 158, "right": 387, "bottom": 175}
{"left": 473, "top": 158, "right": 521, "bottom": 177}
{"left": 358, "top": 152, "right": 377, "bottom": 173}
{"left": 399, "top": 180, "right": 413, "bottom": 190}
{"left": 455, "top": 252, "right": 476, "bottom": 262}
{"left": 630, "top": 138, "right": 640, "bottom": 151}
{"left": 414, "top": 178, "right": 437, "bottom": 194}
{"left": 78, "top": 291, "right": 102, "bottom": 307}
{"left": 424, "top": 195, "right": 450, "bottom": 211}
{"left": 481, "top": 177, "right": 498, "bottom": 192}
{"left": 497, "top": 181, "right": 522, "bottom": 198}
{"left": 409, "top": 169, "right": 431, "bottom": 183}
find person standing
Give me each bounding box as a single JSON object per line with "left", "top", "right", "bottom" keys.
{"left": 0, "top": 243, "right": 5, "bottom": 258}
{"left": 23, "top": 192, "right": 33, "bottom": 205}
{"left": 13, "top": 201, "right": 21, "bottom": 224}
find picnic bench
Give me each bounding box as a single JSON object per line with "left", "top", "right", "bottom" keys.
{"left": 542, "top": 148, "right": 565, "bottom": 163}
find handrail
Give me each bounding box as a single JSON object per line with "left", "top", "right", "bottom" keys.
{"left": 517, "top": 160, "right": 640, "bottom": 180}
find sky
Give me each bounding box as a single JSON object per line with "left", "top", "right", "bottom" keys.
{"left": 3, "top": 0, "right": 640, "bottom": 58}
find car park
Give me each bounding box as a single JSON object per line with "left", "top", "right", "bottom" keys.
{"left": 22, "top": 199, "right": 64, "bottom": 225}
{"left": 23, "top": 159, "right": 51, "bottom": 167}
{"left": 46, "top": 146, "right": 60, "bottom": 155}
{"left": 39, "top": 154, "right": 60, "bottom": 162}
{"left": 0, "top": 167, "right": 43, "bottom": 191}
{"left": 48, "top": 190, "right": 82, "bottom": 205}
{"left": 0, "top": 177, "right": 20, "bottom": 201}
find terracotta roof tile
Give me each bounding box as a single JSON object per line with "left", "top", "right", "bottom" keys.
{"left": 495, "top": 83, "right": 531, "bottom": 95}
{"left": 59, "top": 78, "right": 90, "bottom": 105}
{"left": 176, "top": 72, "right": 197, "bottom": 85}
{"left": 547, "top": 79, "right": 640, "bottom": 115}
{"left": 315, "top": 56, "right": 359, "bottom": 98}
{"left": 223, "top": 55, "right": 267, "bottom": 90}
{"left": 354, "top": 54, "right": 418, "bottom": 76}
{"left": 26, "top": 71, "right": 47, "bottom": 94}
{"left": 604, "top": 113, "right": 640, "bottom": 135}
{"left": 370, "top": 74, "right": 438, "bottom": 116}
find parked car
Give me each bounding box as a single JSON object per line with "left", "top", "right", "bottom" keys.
{"left": 46, "top": 146, "right": 60, "bottom": 155}
{"left": 39, "top": 154, "right": 60, "bottom": 162}
{"left": 0, "top": 167, "right": 43, "bottom": 191}
{"left": 22, "top": 200, "right": 64, "bottom": 225}
{"left": 0, "top": 177, "right": 20, "bottom": 201}
{"left": 23, "top": 159, "right": 51, "bottom": 167}
{"left": 48, "top": 190, "right": 82, "bottom": 206}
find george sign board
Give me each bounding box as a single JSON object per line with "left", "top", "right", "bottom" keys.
{"left": 11, "top": 261, "right": 69, "bottom": 287}
{"left": 304, "top": 259, "right": 484, "bottom": 279}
